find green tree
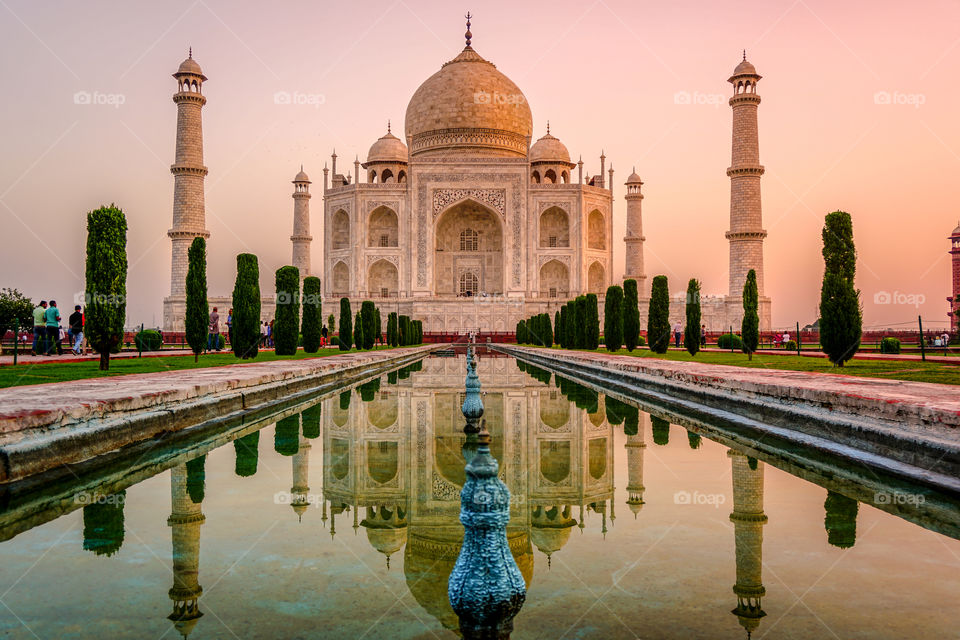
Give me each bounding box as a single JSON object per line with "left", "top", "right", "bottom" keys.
{"left": 338, "top": 298, "right": 352, "bottom": 351}
{"left": 516, "top": 319, "right": 525, "bottom": 344}
{"left": 819, "top": 211, "right": 862, "bottom": 366}
{"left": 232, "top": 253, "right": 261, "bottom": 359}
{"left": 301, "top": 276, "right": 321, "bottom": 353}
{"left": 374, "top": 307, "right": 382, "bottom": 346}
{"left": 585, "top": 294, "right": 600, "bottom": 350}
{"left": 185, "top": 237, "right": 208, "bottom": 362}
{"left": 623, "top": 279, "right": 641, "bottom": 352}
{"left": 647, "top": 275, "right": 670, "bottom": 354}
{"left": 328, "top": 313, "right": 335, "bottom": 333}
{"left": 553, "top": 310, "right": 560, "bottom": 347}
{"left": 0, "top": 288, "right": 33, "bottom": 337}
{"left": 399, "top": 315, "right": 411, "bottom": 346}
{"left": 413, "top": 320, "right": 422, "bottom": 344}
{"left": 361, "top": 301, "right": 376, "bottom": 349}
{"left": 354, "top": 310, "right": 364, "bottom": 350}
{"left": 388, "top": 311, "right": 398, "bottom": 346}
{"left": 542, "top": 313, "right": 553, "bottom": 348}
{"left": 557, "top": 306, "right": 566, "bottom": 348}
{"left": 573, "top": 296, "right": 586, "bottom": 349}
{"left": 84, "top": 205, "right": 127, "bottom": 371}
{"left": 741, "top": 270, "right": 759, "bottom": 360}
{"left": 684, "top": 278, "right": 702, "bottom": 356}
{"left": 274, "top": 266, "right": 300, "bottom": 355}
{"left": 604, "top": 285, "right": 624, "bottom": 352}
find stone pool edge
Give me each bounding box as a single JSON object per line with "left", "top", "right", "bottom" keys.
{"left": 0, "top": 346, "right": 437, "bottom": 483}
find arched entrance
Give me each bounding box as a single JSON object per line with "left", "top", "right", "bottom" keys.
{"left": 368, "top": 259, "right": 398, "bottom": 298}
{"left": 434, "top": 200, "right": 504, "bottom": 296}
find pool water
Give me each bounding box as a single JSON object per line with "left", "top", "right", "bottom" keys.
{"left": 0, "top": 353, "right": 958, "bottom": 639}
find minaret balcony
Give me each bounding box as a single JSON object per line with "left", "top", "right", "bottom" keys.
{"left": 173, "top": 92, "right": 207, "bottom": 106}
{"left": 170, "top": 164, "right": 209, "bottom": 177}
{"left": 729, "top": 94, "right": 761, "bottom": 107}
{"left": 726, "top": 165, "right": 764, "bottom": 177}
{"left": 725, "top": 230, "right": 768, "bottom": 241}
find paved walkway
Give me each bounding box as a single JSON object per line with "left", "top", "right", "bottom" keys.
{"left": 0, "top": 346, "right": 338, "bottom": 367}
{"left": 666, "top": 347, "right": 960, "bottom": 364}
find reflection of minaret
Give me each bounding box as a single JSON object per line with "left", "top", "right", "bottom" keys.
{"left": 291, "top": 431, "right": 311, "bottom": 522}
{"left": 728, "top": 450, "right": 767, "bottom": 638}
{"left": 168, "top": 464, "right": 204, "bottom": 638}
{"left": 625, "top": 416, "right": 647, "bottom": 517}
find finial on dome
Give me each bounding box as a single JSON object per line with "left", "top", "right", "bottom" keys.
{"left": 189, "top": 46, "right": 192, "bottom": 59}
{"left": 465, "top": 11, "right": 472, "bottom": 47}
{"left": 387, "top": 119, "right": 391, "bottom": 134}
{"left": 546, "top": 120, "right": 550, "bottom": 135}
{"left": 743, "top": 49, "right": 747, "bottom": 61}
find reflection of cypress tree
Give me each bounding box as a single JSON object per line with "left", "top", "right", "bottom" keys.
{"left": 82, "top": 490, "right": 125, "bottom": 557}
{"left": 687, "top": 430, "right": 702, "bottom": 449}
{"left": 397, "top": 365, "right": 410, "bottom": 380}
{"left": 301, "top": 404, "right": 321, "bottom": 439}
{"left": 186, "top": 455, "right": 206, "bottom": 504}
{"left": 274, "top": 415, "right": 300, "bottom": 456}
{"left": 408, "top": 360, "right": 423, "bottom": 373}
{"left": 233, "top": 431, "right": 260, "bottom": 477}
{"left": 748, "top": 456, "right": 758, "bottom": 471}
{"left": 651, "top": 416, "right": 670, "bottom": 445}
{"left": 605, "top": 396, "right": 627, "bottom": 425}
{"left": 358, "top": 378, "right": 382, "bottom": 402}
{"left": 824, "top": 491, "right": 859, "bottom": 549}
{"left": 623, "top": 405, "right": 639, "bottom": 436}
{"left": 339, "top": 390, "right": 352, "bottom": 410}
{"left": 387, "top": 370, "right": 398, "bottom": 385}
{"left": 515, "top": 360, "right": 527, "bottom": 373}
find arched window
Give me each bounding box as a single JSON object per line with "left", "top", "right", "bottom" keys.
{"left": 531, "top": 170, "right": 541, "bottom": 184}
{"left": 459, "top": 271, "right": 479, "bottom": 297}
{"left": 332, "top": 209, "right": 350, "bottom": 250}
{"left": 460, "top": 228, "right": 479, "bottom": 251}
{"left": 544, "top": 169, "right": 557, "bottom": 184}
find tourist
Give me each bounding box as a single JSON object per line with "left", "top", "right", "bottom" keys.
{"left": 226, "top": 308, "right": 233, "bottom": 347}
{"left": 673, "top": 321, "right": 682, "bottom": 348}
{"left": 69, "top": 305, "right": 83, "bottom": 355}
{"left": 44, "top": 300, "right": 61, "bottom": 356}
{"left": 267, "top": 320, "right": 274, "bottom": 347}
{"left": 700, "top": 325, "right": 707, "bottom": 348}
{"left": 31, "top": 300, "right": 47, "bottom": 355}
{"left": 783, "top": 331, "right": 790, "bottom": 347}
{"left": 321, "top": 324, "right": 328, "bottom": 347}
{"left": 208, "top": 307, "right": 220, "bottom": 351}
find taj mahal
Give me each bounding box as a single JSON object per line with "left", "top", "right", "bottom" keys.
{"left": 162, "top": 17, "right": 771, "bottom": 333}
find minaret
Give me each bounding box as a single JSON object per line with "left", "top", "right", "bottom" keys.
{"left": 290, "top": 432, "right": 311, "bottom": 521}
{"left": 625, "top": 413, "right": 647, "bottom": 517}
{"left": 726, "top": 53, "right": 767, "bottom": 300}
{"left": 167, "top": 463, "right": 204, "bottom": 638}
{"left": 168, "top": 49, "right": 210, "bottom": 299}
{"left": 291, "top": 167, "right": 312, "bottom": 281}
{"left": 624, "top": 169, "right": 646, "bottom": 292}
{"left": 948, "top": 223, "right": 960, "bottom": 331}
{"left": 728, "top": 450, "right": 767, "bottom": 638}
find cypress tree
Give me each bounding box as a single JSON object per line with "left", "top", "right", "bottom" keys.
{"left": 388, "top": 312, "right": 398, "bottom": 346}
{"left": 338, "top": 298, "right": 352, "bottom": 351}
{"left": 185, "top": 236, "right": 208, "bottom": 362}
{"left": 554, "top": 310, "right": 560, "bottom": 347}
{"left": 685, "top": 279, "right": 702, "bottom": 356}
{"left": 399, "top": 315, "right": 410, "bottom": 345}
{"left": 301, "top": 276, "right": 321, "bottom": 353}
{"left": 517, "top": 319, "right": 526, "bottom": 344}
{"left": 574, "top": 296, "right": 587, "bottom": 349}
{"left": 328, "top": 314, "right": 335, "bottom": 333}
{"left": 354, "top": 310, "right": 363, "bottom": 350}
{"left": 819, "top": 210, "right": 862, "bottom": 366}
{"left": 741, "top": 270, "right": 759, "bottom": 360}
{"left": 84, "top": 205, "right": 127, "bottom": 371}
{"left": 542, "top": 313, "right": 553, "bottom": 348}
{"left": 233, "top": 431, "right": 260, "bottom": 478}
{"left": 623, "top": 279, "right": 641, "bottom": 352}
{"left": 557, "top": 306, "right": 566, "bottom": 348}
{"left": 374, "top": 307, "right": 382, "bottom": 346}
{"left": 274, "top": 266, "right": 300, "bottom": 355}
{"left": 585, "top": 293, "right": 600, "bottom": 350}
{"left": 361, "top": 300, "right": 376, "bottom": 349}
{"left": 604, "top": 285, "right": 624, "bottom": 352}
{"left": 414, "top": 320, "right": 422, "bottom": 344}
{"left": 232, "top": 253, "right": 261, "bottom": 359}
{"left": 647, "top": 275, "right": 670, "bottom": 354}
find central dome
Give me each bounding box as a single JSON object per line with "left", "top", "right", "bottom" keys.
{"left": 404, "top": 46, "right": 533, "bottom": 158}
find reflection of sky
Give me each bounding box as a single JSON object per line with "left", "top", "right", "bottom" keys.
{"left": 0, "top": 356, "right": 958, "bottom": 639}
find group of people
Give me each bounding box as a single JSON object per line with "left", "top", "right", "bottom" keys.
{"left": 672, "top": 322, "right": 708, "bottom": 348}
{"left": 772, "top": 331, "right": 792, "bottom": 348}
{"left": 30, "top": 300, "right": 85, "bottom": 356}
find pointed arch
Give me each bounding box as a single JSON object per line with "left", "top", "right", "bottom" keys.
{"left": 332, "top": 260, "right": 350, "bottom": 295}
{"left": 539, "top": 206, "right": 570, "bottom": 247}
{"left": 587, "top": 209, "right": 605, "bottom": 250}
{"left": 587, "top": 261, "right": 605, "bottom": 294}
{"left": 368, "top": 259, "right": 398, "bottom": 298}
{"left": 332, "top": 209, "right": 350, "bottom": 250}
{"left": 368, "top": 206, "right": 398, "bottom": 247}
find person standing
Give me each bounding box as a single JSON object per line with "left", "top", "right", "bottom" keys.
{"left": 32, "top": 300, "right": 47, "bottom": 355}
{"left": 321, "top": 324, "right": 328, "bottom": 347}
{"left": 673, "top": 321, "right": 682, "bottom": 349}
{"left": 226, "top": 308, "right": 234, "bottom": 348}
{"left": 700, "top": 324, "right": 707, "bottom": 348}
{"left": 44, "top": 300, "right": 61, "bottom": 356}
{"left": 208, "top": 307, "right": 220, "bottom": 352}
{"left": 69, "top": 305, "right": 84, "bottom": 355}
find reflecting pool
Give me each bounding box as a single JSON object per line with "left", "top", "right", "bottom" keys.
{"left": 0, "top": 352, "right": 958, "bottom": 639}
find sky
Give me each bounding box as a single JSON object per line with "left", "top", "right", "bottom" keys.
{"left": 1, "top": 0, "right": 958, "bottom": 330}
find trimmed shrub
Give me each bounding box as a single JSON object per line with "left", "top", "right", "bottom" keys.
{"left": 232, "top": 253, "right": 261, "bottom": 359}
{"left": 274, "top": 266, "right": 300, "bottom": 355}
{"left": 879, "top": 337, "right": 900, "bottom": 354}
{"left": 374, "top": 307, "right": 382, "bottom": 345}
{"left": 85, "top": 204, "right": 128, "bottom": 370}
{"left": 542, "top": 313, "right": 553, "bottom": 348}
{"left": 623, "top": 279, "right": 641, "bottom": 352}
{"left": 574, "top": 296, "right": 587, "bottom": 349}
{"left": 717, "top": 333, "right": 743, "bottom": 350}
{"left": 354, "top": 311, "right": 363, "bottom": 350}
{"left": 604, "top": 285, "right": 624, "bottom": 351}
{"left": 135, "top": 329, "right": 163, "bottom": 351}
{"left": 338, "top": 298, "right": 352, "bottom": 351}
{"left": 741, "top": 269, "right": 759, "bottom": 360}
{"left": 185, "top": 236, "right": 208, "bottom": 362}
{"left": 328, "top": 314, "right": 335, "bottom": 333}
{"left": 301, "top": 276, "right": 322, "bottom": 353}
{"left": 585, "top": 294, "right": 600, "bottom": 350}
{"left": 784, "top": 339, "right": 798, "bottom": 351}
{"left": 819, "top": 210, "right": 862, "bottom": 366}
{"left": 557, "top": 306, "right": 567, "bottom": 348}
{"left": 684, "top": 279, "right": 701, "bottom": 356}
{"left": 647, "top": 275, "right": 670, "bottom": 354}
{"left": 553, "top": 310, "right": 560, "bottom": 346}
{"left": 361, "top": 301, "right": 376, "bottom": 349}
{"left": 388, "top": 312, "right": 398, "bottom": 347}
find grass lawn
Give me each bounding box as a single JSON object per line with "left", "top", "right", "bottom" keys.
{"left": 0, "top": 346, "right": 399, "bottom": 389}
{"left": 541, "top": 346, "right": 960, "bottom": 386}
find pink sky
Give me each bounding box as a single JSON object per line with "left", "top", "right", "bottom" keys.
{"left": 1, "top": 0, "right": 957, "bottom": 330}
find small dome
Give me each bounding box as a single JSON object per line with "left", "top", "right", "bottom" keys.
{"left": 366, "top": 129, "right": 409, "bottom": 164}
{"left": 626, "top": 168, "right": 642, "bottom": 184}
{"left": 176, "top": 54, "right": 204, "bottom": 77}
{"left": 294, "top": 167, "right": 310, "bottom": 183}
{"left": 952, "top": 222, "right": 960, "bottom": 236}
{"left": 529, "top": 131, "right": 570, "bottom": 164}
{"left": 733, "top": 58, "right": 757, "bottom": 76}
